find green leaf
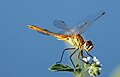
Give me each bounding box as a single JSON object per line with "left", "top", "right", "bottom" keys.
{"left": 48, "top": 64, "right": 74, "bottom": 72}
{"left": 75, "top": 64, "right": 82, "bottom": 74}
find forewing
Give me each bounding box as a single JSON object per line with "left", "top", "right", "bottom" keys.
{"left": 53, "top": 20, "right": 73, "bottom": 34}
{"left": 74, "top": 11, "right": 105, "bottom": 34}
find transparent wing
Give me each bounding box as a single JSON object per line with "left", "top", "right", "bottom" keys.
{"left": 74, "top": 11, "right": 105, "bottom": 34}
{"left": 53, "top": 20, "right": 74, "bottom": 34}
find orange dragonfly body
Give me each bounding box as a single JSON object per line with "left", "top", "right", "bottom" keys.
{"left": 28, "top": 25, "right": 86, "bottom": 51}
{"left": 28, "top": 11, "right": 105, "bottom": 68}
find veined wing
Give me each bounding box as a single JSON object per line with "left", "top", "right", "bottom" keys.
{"left": 53, "top": 20, "right": 74, "bottom": 34}
{"left": 74, "top": 11, "right": 105, "bottom": 34}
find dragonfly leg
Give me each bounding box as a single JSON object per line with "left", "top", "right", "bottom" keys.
{"left": 56, "top": 48, "right": 76, "bottom": 64}
{"left": 78, "top": 50, "right": 84, "bottom": 58}
{"left": 86, "top": 52, "right": 93, "bottom": 58}
{"left": 78, "top": 56, "right": 89, "bottom": 64}
{"left": 78, "top": 51, "right": 89, "bottom": 64}
{"left": 69, "top": 48, "right": 79, "bottom": 68}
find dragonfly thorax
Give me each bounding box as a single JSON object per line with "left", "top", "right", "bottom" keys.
{"left": 66, "top": 34, "right": 84, "bottom": 48}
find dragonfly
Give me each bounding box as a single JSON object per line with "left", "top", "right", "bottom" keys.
{"left": 28, "top": 11, "right": 105, "bottom": 68}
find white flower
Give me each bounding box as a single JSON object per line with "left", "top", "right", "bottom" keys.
{"left": 82, "top": 58, "right": 88, "bottom": 62}
{"left": 87, "top": 56, "right": 102, "bottom": 76}
{"left": 96, "top": 61, "right": 100, "bottom": 65}
{"left": 99, "top": 68, "right": 102, "bottom": 71}
{"left": 87, "top": 56, "right": 91, "bottom": 61}
{"left": 93, "top": 57, "right": 98, "bottom": 62}
{"left": 82, "top": 56, "right": 91, "bottom": 63}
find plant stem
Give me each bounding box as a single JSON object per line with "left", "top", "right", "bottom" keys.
{"left": 79, "top": 67, "right": 89, "bottom": 77}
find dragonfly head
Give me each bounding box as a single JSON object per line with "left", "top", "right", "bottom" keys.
{"left": 84, "top": 40, "right": 93, "bottom": 52}
{"left": 27, "top": 25, "right": 38, "bottom": 31}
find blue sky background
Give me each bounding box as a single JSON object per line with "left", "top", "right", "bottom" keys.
{"left": 0, "top": 0, "right": 120, "bottom": 77}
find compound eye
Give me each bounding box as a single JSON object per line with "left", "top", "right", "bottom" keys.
{"left": 88, "top": 40, "right": 92, "bottom": 45}
{"left": 84, "top": 40, "right": 93, "bottom": 52}
{"left": 86, "top": 41, "right": 89, "bottom": 46}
